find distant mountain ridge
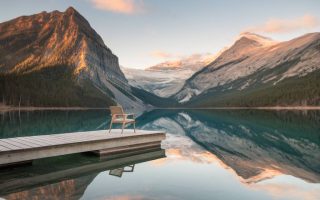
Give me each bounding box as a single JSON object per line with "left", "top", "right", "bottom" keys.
{"left": 123, "top": 53, "right": 223, "bottom": 98}
{"left": 147, "top": 53, "right": 216, "bottom": 71}
{"left": 174, "top": 32, "right": 320, "bottom": 106}
{"left": 0, "top": 7, "right": 149, "bottom": 110}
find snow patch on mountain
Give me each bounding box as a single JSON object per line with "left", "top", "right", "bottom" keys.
{"left": 123, "top": 52, "right": 225, "bottom": 97}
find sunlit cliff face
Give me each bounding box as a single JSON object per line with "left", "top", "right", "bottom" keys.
{"left": 0, "top": 7, "right": 125, "bottom": 81}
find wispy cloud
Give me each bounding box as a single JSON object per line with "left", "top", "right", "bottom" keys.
{"left": 245, "top": 14, "right": 319, "bottom": 33}
{"left": 149, "top": 51, "right": 220, "bottom": 64}
{"left": 90, "top": 0, "right": 144, "bottom": 14}
{"left": 150, "top": 51, "right": 180, "bottom": 59}
{"left": 249, "top": 182, "right": 320, "bottom": 200}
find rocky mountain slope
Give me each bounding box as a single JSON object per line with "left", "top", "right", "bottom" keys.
{"left": 123, "top": 53, "right": 221, "bottom": 97}
{"left": 175, "top": 32, "right": 320, "bottom": 106}
{"left": 0, "top": 7, "right": 147, "bottom": 110}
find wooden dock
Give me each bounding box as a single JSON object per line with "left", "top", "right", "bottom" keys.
{"left": 0, "top": 129, "right": 166, "bottom": 167}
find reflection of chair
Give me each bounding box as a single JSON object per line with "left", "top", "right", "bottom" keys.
{"left": 109, "top": 165, "right": 135, "bottom": 178}
{"left": 109, "top": 106, "right": 136, "bottom": 133}
{"left": 109, "top": 168, "right": 123, "bottom": 177}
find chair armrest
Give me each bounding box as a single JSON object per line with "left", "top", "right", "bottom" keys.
{"left": 111, "top": 113, "right": 135, "bottom": 120}
{"left": 124, "top": 113, "right": 135, "bottom": 119}
{"left": 111, "top": 114, "right": 126, "bottom": 117}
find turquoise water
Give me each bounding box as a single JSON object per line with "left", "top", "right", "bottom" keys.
{"left": 0, "top": 109, "right": 319, "bottom": 200}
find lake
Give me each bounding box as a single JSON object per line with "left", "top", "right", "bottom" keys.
{"left": 0, "top": 109, "right": 319, "bottom": 200}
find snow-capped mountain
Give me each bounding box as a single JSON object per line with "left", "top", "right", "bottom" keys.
{"left": 123, "top": 53, "right": 222, "bottom": 97}
{"left": 175, "top": 32, "right": 320, "bottom": 106}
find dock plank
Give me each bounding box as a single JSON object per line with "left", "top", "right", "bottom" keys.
{"left": 0, "top": 140, "right": 22, "bottom": 150}
{"left": 51, "top": 132, "right": 113, "bottom": 142}
{"left": 52, "top": 134, "right": 107, "bottom": 143}
{"left": 23, "top": 136, "right": 60, "bottom": 146}
{"left": 6, "top": 138, "right": 38, "bottom": 148}
{"left": 31, "top": 135, "right": 71, "bottom": 145}
{"left": 16, "top": 137, "right": 49, "bottom": 147}
{"left": 35, "top": 134, "right": 95, "bottom": 146}
{"left": 1, "top": 139, "right": 33, "bottom": 149}
{"left": 0, "top": 145, "right": 10, "bottom": 151}
{"left": 20, "top": 137, "right": 61, "bottom": 146}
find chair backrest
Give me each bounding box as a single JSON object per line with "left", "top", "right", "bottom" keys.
{"left": 110, "top": 106, "right": 124, "bottom": 115}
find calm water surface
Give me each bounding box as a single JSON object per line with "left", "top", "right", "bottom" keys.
{"left": 0, "top": 109, "right": 319, "bottom": 200}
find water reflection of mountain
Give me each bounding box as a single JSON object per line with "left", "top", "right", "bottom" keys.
{"left": 3, "top": 174, "right": 97, "bottom": 200}
{"left": 0, "top": 110, "right": 110, "bottom": 138}
{"left": 137, "top": 109, "right": 320, "bottom": 183}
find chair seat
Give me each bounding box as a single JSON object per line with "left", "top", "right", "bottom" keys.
{"left": 112, "top": 118, "right": 135, "bottom": 123}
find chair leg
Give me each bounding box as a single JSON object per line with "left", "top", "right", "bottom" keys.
{"left": 121, "top": 122, "right": 125, "bottom": 134}
{"left": 109, "top": 122, "right": 113, "bottom": 133}
{"left": 133, "top": 122, "right": 136, "bottom": 133}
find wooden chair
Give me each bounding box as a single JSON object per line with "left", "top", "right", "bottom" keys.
{"left": 109, "top": 106, "right": 136, "bottom": 133}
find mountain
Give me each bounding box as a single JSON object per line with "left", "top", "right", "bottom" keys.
{"left": 0, "top": 7, "right": 147, "bottom": 110}
{"left": 175, "top": 32, "right": 320, "bottom": 106}
{"left": 123, "top": 53, "right": 222, "bottom": 98}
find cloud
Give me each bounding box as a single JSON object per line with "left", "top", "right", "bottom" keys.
{"left": 149, "top": 51, "right": 210, "bottom": 60}
{"left": 246, "top": 14, "right": 319, "bottom": 33}
{"left": 248, "top": 182, "right": 320, "bottom": 200}
{"left": 149, "top": 51, "right": 180, "bottom": 59}
{"left": 90, "top": 0, "right": 144, "bottom": 14}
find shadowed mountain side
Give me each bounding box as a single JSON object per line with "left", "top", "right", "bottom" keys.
{"left": 0, "top": 65, "right": 115, "bottom": 107}
{"left": 188, "top": 68, "right": 320, "bottom": 107}
{"left": 130, "top": 87, "right": 178, "bottom": 107}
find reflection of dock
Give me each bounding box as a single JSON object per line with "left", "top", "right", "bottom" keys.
{"left": 0, "top": 129, "right": 165, "bottom": 166}
{"left": 0, "top": 148, "right": 166, "bottom": 196}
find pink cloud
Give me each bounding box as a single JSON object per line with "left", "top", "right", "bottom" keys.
{"left": 249, "top": 182, "right": 320, "bottom": 200}
{"left": 90, "top": 0, "right": 144, "bottom": 14}
{"left": 149, "top": 51, "right": 178, "bottom": 59}
{"left": 246, "top": 14, "right": 319, "bottom": 33}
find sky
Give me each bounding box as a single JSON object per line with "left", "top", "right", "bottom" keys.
{"left": 0, "top": 0, "right": 320, "bottom": 69}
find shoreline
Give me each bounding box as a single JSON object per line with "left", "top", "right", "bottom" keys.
{"left": 0, "top": 106, "right": 108, "bottom": 112}
{"left": 1, "top": 105, "right": 320, "bottom": 112}
{"left": 154, "top": 106, "right": 320, "bottom": 110}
